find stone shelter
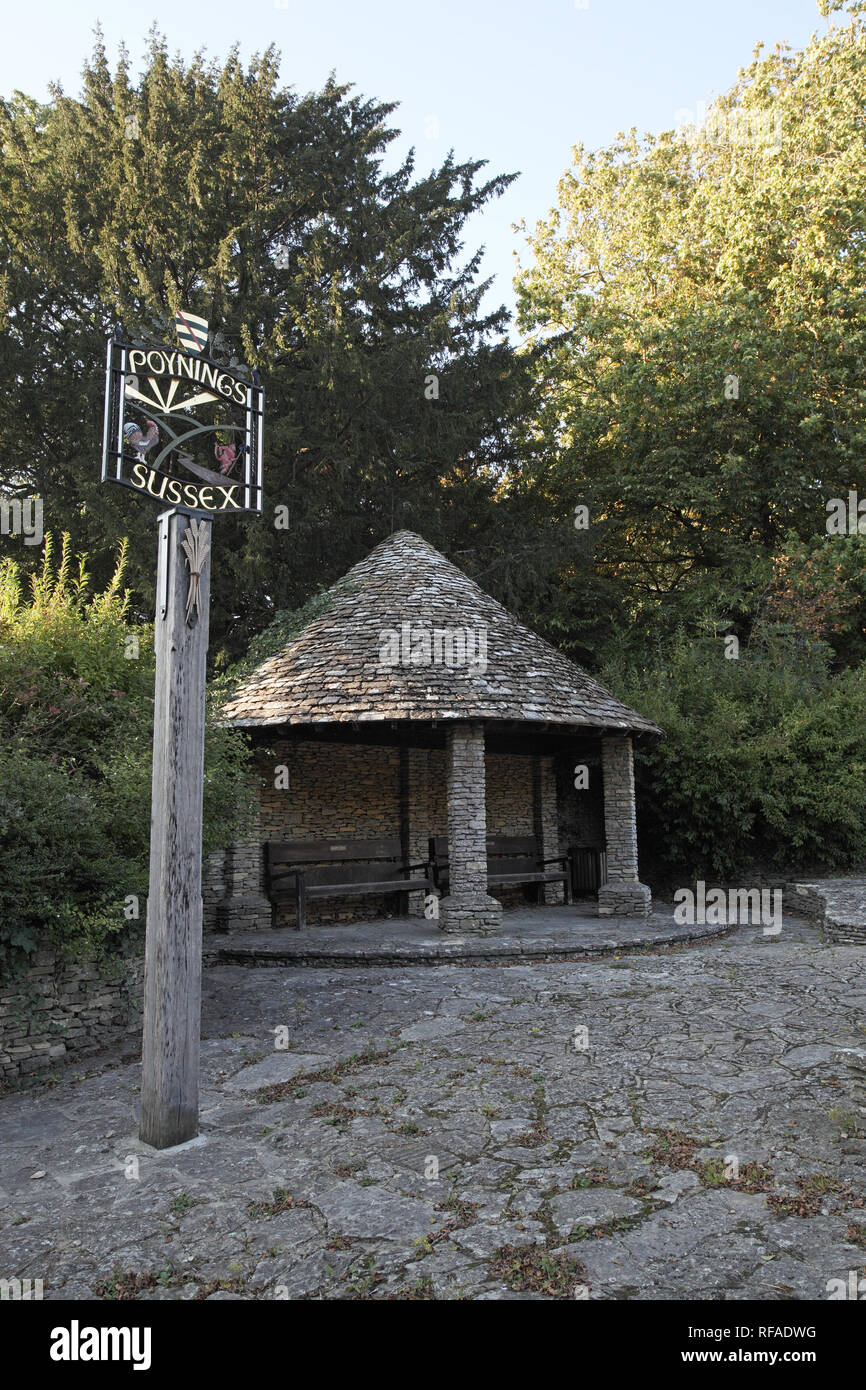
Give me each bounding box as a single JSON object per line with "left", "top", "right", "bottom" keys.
{"left": 207, "top": 531, "right": 662, "bottom": 937}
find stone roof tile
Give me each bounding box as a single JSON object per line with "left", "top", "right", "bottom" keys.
{"left": 222, "top": 531, "right": 662, "bottom": 736}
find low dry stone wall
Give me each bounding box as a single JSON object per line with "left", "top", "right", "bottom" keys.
{"left": 0, "top": 951, "right": 143, "bottom": 1083}
{"left": 788, "top": 879, "right": 866, "bottom": 943}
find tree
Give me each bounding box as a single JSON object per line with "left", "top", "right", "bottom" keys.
{"left": 0, "top": 30, "right": 538, "bottom": 663}
{"left": 514, "top": 0, "right": 866, "bottom": 667}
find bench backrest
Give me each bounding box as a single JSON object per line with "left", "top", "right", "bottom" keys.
{"left": 268, "top": 837, "right": 403, "bottom": 868}
{"left": 428, "top": 835, "right": 540, "bottom": 870}
{"left": 266, "top": 839, "right": 419, "bottom": 893}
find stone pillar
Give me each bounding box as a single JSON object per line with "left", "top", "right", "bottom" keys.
{"left": 212, "top": 840, "right": 272, "bottom": 932}
{"left": 438, "top": 722, "right": 502, "bottom": 936}
{"left": 597, "top": 736, "right": 651, "bottom": 918}
{"left": 533, "top": 755, "right": 564, "bottom": 905}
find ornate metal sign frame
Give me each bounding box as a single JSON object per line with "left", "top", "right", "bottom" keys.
{"left": 102, "top": 336, "right": 264, "bottom": 515}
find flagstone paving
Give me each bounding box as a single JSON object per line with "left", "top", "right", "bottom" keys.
{"left": 204, "top": 904, "right": 733, "bottom": 968}
{"left": 1, "top": 916, "right": 865, "bottom": 1301}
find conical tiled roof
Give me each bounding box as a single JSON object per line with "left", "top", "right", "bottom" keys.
{"left": 222, "top": 531, "right": 661, "bottom": 736}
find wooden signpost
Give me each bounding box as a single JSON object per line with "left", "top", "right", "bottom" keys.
{"left": 102, "top": 315, "right": 263, "bottom": 1149}
{"left": 139, "top": 509, "right": 211, "bottom": 1148}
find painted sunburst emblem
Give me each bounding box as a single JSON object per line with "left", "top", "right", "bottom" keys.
{"left": 124, "top": 374, "right": 220, "bottom": 415}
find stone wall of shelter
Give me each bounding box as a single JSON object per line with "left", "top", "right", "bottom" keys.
{"left": 204, "top": 738, "right": 563, "bottom": 930}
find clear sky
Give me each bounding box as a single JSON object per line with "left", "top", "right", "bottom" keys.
{"left": 1, "top": 0, "right": 829, "bottom": 321}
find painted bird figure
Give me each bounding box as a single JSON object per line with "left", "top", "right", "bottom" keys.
{"left": 214, "top": 440, "right": 241, "bottom": 475}
{"left": 123, "top": 419, "right": 159, "bottom": 459}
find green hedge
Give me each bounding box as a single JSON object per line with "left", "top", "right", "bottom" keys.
{"left": 602, "top": 633, "right": 866, "bottom": 883}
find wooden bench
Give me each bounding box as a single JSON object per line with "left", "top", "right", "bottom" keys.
{"left": 427, "top": 835, "right": 573, "bottom": 905}
{"left": 265, "top": 837, "right": 431, "bottom": 931}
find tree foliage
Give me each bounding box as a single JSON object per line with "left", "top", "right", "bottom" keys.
{"left": 515, "top": 0, "right": 866, "bottom": 667}
{"left": 0, "top": 30, "right": 542, "bottom": 664}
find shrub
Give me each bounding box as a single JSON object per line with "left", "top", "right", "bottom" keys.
{"left": 0, "top": 536, "right": 253, "bottom": 979}
{"left": 602, "top": 631, "right": 866, "bottom": 882}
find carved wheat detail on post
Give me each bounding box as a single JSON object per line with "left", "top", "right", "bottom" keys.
{"left": 180, "top": 519, "right": 210, "bottom": 625}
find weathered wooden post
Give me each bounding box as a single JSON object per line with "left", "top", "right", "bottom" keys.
{"left": 139, "top": 509, "right": 212, "bottom": 1148}
{"left": 101, "top": 313, "right": 264, "bottom": 1149}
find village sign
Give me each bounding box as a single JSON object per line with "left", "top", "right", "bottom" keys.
{"left": 102, "top": 313, "right": 264, "bottom": 515}
{"left": 102, "top": 312, "right": 264, "bottom": 1150}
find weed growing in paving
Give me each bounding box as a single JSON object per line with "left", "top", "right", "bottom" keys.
{"left": 829, "top": 1106, "right": 862, "bottom": 1138}
{"left": 643, "top": 1128, "right": 775, "bottom": 1193}
{"left": 95, "top": 1269, "right": 187, "bottom": 1299}
{"left": 343, "top": 1254, "right": 383, "bottom": 1298}
{"left": 768, "top": 1175, "right": 864, "bottom": 1218}
{"left": 437, "top": 1192, "right": 479, "bottom": 1227}
{"left": 488, "top": 1244, "right": 587, "bottom": 1297}
{"left": 569, "top": 1213, "right": 646, "bottom": 1241}
{"left": 246, "top": 1187, "right": 298, "bottom": 1218}
{"left": 169, "top": 1193, "right": 200, "bottom": 1217}
{"left": 385, "top": 1274, "right": 436, "bottom": 1300}
{"left": 333, "top": 1161, "right": 364, "bottom": 1178}
{"left": 699, "top": 1159, "right": 774, "bottom": 1193}
{"left": 255, "top": 1048, "right": 394, "bottom": 1104}
{"left": 570, "top": 1164, "right": 610, "bottom": 1189}
{"left": 643, "top": 1128, "right": 717, "bottom": 1169}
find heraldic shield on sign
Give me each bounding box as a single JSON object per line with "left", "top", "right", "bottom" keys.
{"left": 101, "top": 317, "right": 264, "bottom": 515}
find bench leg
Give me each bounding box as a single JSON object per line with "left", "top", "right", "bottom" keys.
{"left": 295, "top": 876, "right": 306, "bottom": 932}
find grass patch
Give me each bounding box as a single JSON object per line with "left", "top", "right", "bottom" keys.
{"left": 570, "top": 1164, "right": 611, "bottom": 1190}
{"left": 768, "top": 1175, "right": 848, "bottom": 1219}
{"left": 385, "top": 1274, "right": 436, "bottom": 1300}
{"left": 255, "top": 1047, "right": 394, "bottom": 1104}
{"left": 168, "top": 1192, "right": 201, "bottom": 1217}
{"left": 488, "top": 1244, "right": 587, "bottom": 1298}
{"left": 246, "top": 1187, "right": 298, "bottom": 1219}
